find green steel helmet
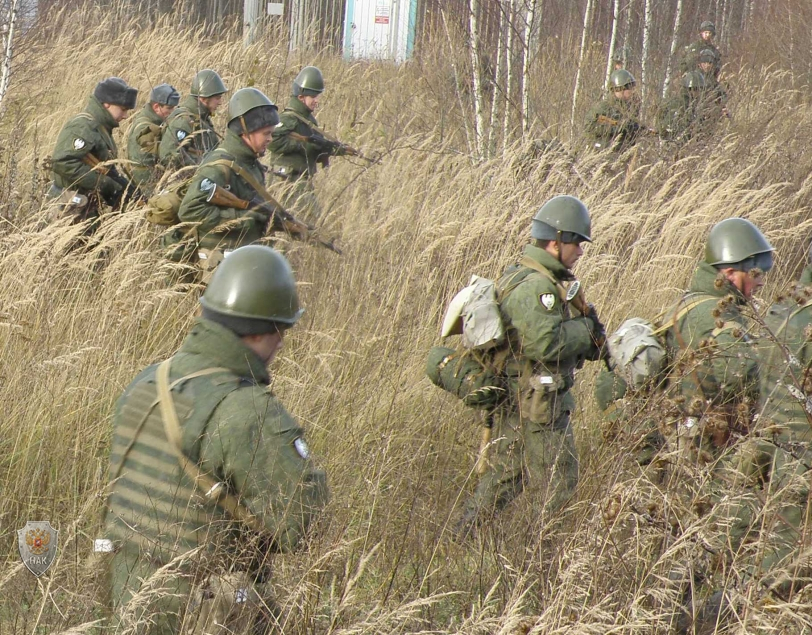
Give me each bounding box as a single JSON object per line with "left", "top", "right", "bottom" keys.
{"left": 705, "top": 218, "right": 775, "bottom": 272}
{"left": 608, "top": 69, "right": 636, "bottom": 90}
{"left": 190, "top": 69, "right": 228, "bottom": 98}
{"left": 531, "top": 195, "right": 592, "bottom": 243}
{"left": 698, "top": 48, "right": 716, "bottom": 64}
{"left": 699, "top": 21, "right": 716, "bottom": 35}
{"left": 226, "top": 88, "right": 279, "bottom": 134}
{"left": 682, "top": 70, "right": 707, "bottom": 90}
{"left": 199, "top": 245, "right": 304, "bottom": 330}
{"left": 293, "top": 66, "right": 325, "bottom": 97}
{"left": 149, "top": 83, "right": 180, "bottom": 106}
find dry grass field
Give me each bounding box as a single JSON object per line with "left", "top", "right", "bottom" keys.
{"left": 2, "top": 3, "right": 812, "bottom": 634}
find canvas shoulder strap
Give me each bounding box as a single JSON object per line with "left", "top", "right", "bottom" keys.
{"left": 156, "top": 359, "right": 264, "bottom": 533}
{"left": 517, "top": 255, "right": 568, "bottom": 301}
{"left": 652, "top": 293, "right": 717, "bottom": 336}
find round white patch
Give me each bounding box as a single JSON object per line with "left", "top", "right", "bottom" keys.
{"left": 176, "top": 129, "right": 187, "bottom": 141}
{"left": 540, "top": 293, "right": 556, "bottom": 311}
{"left": 199, "top": 177, "right": 214, "bottom": 192}
{"left": 73, "top": 138, "right": 86, "bottom": 150}
{"left": 293, "top": 437, "right": 310, "bottom": 459}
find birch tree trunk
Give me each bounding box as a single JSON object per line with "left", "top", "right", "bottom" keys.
{"left": 488, "top": 4, "right": 506, "bottom": 156}
{"left": 243, "top": 0, "right": 261, "bottom": 47}
{"left": 468, "top": 0, "right": 488, "bottom": 159}
{"left": 640, "top": 0, "right": 653, "bottom": 108}
{"left": 662, "top": 0, "right": 685, "bottom": 98}
{"left": 503, "top": 0, "right": 517, "bottom": 147}
{"left": 440, "top": 10, "right": 475, "bottom": 156}
{"left": 521, "top": 0, "right": 539, "bottom": 135}
{"left": 0, "top": 0, "right": 20, "bottom": 110}
{"left": 570, "top": 0, "right": 595, "bottom": 139}
{"left": 604, "top": 0, "right": 620, "bottom": 88}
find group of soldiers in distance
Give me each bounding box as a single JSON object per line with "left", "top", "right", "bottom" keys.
{"left": 586, "top": 20, "right": 728, "bottom": 151}
{"left": 37, "top": 22, "right": 809, "bottom": 635}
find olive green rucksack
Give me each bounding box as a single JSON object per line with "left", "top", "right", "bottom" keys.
{"left": 425, "top": 346, "right": 505, "bottom": 408}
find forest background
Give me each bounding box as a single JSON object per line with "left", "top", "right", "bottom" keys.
{"left": 1, "top": 0, "right": 812, "bottom": 633}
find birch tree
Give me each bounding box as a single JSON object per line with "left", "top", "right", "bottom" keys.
{"left": 520, "top": 0, "right": 540, "bottom": 135}
{"left": 570, "top": 0, "right": 595, "bottom": 138}
{"left": 662, "top": 0, "right": 685, "bottom": 98}
{"left": 604, "top": 0, "right": 621, "bottom": 88}
{"left": 487, "top": 6, "right": 506, "bottom": 155}
{"left": 503, "top": 0, "right": 517, "bottom": 145}
{"left": 0, "top": 0, "right": 20, "bottom": 111}
{"left": 640, "top": 0, "right": 653, "bottom": 107}
{"left": 468, "top": 0, "right": 488, "bottom": 159}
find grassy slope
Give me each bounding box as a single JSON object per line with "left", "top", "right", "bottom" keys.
{"left": 1, "top": 5, "right": 812, "bottom": 633}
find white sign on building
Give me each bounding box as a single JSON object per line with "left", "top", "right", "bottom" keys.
{"left": 342, "top": 0, "right": 418, "bottom": 62}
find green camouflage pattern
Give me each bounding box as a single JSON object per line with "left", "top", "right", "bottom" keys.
{"left": 665, "top": 261, "right": 759, "bottom": 410}
{"left": 585, "top": 96, "right": 643, "bottom": 151}
{"left": 126, "top": 103, "right": 165, "bottom": 189}
{"left": 50, "top": 96, "right": 122, "bottom": 201}
{"left": 655, "top": 90, "right": 717, "bottom": 141}
{"left": 680, "top": 39, "right": 722, "bottom": 78}
{"left": 459, "top": 245, "right": 598, "bottom": 529}
{"left": 105, "top": 318, "right": 328, "bottom": 634}
{"left": 159, "top": 94, "right": 219, "bottom": 170}
{"left": 176, "top": 129, "right": 268, "bottom": 251}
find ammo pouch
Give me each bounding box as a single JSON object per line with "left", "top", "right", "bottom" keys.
{"left": 517, "top": 366, "right": 566, "bottom": 425}
{"left": 146, "top": 186, "right": 185, "bottom": 225}
{"left": 425, "top": 346, "right": 505, "bottom": 408}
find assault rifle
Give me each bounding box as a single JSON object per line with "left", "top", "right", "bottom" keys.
{"left": 595, "top": 114, "right": 658, "bottom": 137}
{"left": 206, "top": 184, "right": 342, "bottom": 255}
{"left": 289, "top": 131, "right": 378, "bottom": 164}
{"left": 81, "top": 153, "right": 147, "bottom": 207}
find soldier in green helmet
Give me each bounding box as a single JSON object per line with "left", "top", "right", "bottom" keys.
{"left": 48, "top": 77, "right": 140, "bottom": 234}
{"left": 125, "top": 83, "right": 180, "bottom": 193}
{"left": 680, "top": 21, "right": 722, "bottom": 79}
{"left": 698, "top": 48, "right": 729, "bottom": 117}
{"left": 656, "top": 70, "right": 716, "bottom": 141}
{"left": 160, "top": 69, "right": 228, "bottom": 170}
{"left": 169, "top": 87, "right": 282, "bottom": 280}
{"left": 664, "top": 218, "right": 771, "bottom": 462}
{"left": 454, "top": 195, "right": 606, "bottom": 539}
{"left": 104, "top": 244, "right": 329, "bottom": 635}
{"left": 585, "top": 69, "right": 646, "bottom": 151}
{"left": 267, "top": 66, "right": 351, "bottom": 221}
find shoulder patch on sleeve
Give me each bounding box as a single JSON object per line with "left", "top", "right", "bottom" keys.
{"left": 540, "top": 293, "right": 556, "bottom": 311}
{"left": 199, "top": 177, "right": 214, "bottom": 192}
{"left": 73, "top": 138, "right": 86, "bottom": 150}
{"left": 293, "top": 437, "right": 310, "bottom": 459}
{"left": 176, "top": 129, "right": 187, "bottom": 141}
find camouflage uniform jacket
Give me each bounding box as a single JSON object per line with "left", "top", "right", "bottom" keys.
{"left": 496, "top": 244, "right": 599, "bottom": 422}
{"left": 680, "top": 39, "right": 722, "bottom": 78}
{"left": 104, "top": 318, "right": 329, "bottom": 612}
{"left": 665, "top": 261, "right": 759, "bottom": 412}
{"left": 50, "top": 96, "right": 123, "bottom": 202}
{"left": 585, "top": 96, "right": 643, "bottom": 150}
{"left": 267, "top": 96, "right": 346, "bottom": 178}
{"left": 656, "top": 91, "right": 717, "bottom": 141}
{"left": 178, "top": 129, "right": 268, "bottom": 251}
{"left": 159, "top": 94, "right": 219, "bottom": 170}
{"left": 125, "top": 103, "right": 164, "bottom": 189}
{"left": 757, "top": 266, "right": 812, "bottom": 443}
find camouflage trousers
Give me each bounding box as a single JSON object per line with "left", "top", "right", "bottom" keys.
{"left": 706, "top": 431, "right": 812, "bottom": 598}
{"left": 459, "top": 409, "right": 579, "bottom": 534}
{"left": 272, "top": 174, "right": 322, "bottom": 223}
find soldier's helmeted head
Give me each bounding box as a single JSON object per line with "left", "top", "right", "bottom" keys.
{"left": 699, "top": 21, "right": 716, "bottom": 39}
{"left": 200, "top": 245, "right": 303, "bottom": 363}
{"left": 190, "top": 69, "right": 228, "bottom": 114}
{"left": 94, "top": 77, "right": 138, "bottom": 122}
{"left": 698, "top": 49, "right": 716, "bottom": 76}
{"left": 705, "top": 218, "right": 774, "bottom": 298}
{"left": 531, "top": 195, "right": 592, "bottom": 269}
{"left": 226, "top": 88, "right": 279, "bottom": 156}
{"left": 293, "top": 66, "right": 324, "bottom": 112}
{"left": 608, "top": 69, "right": 636, "bottom": 101}
{"left": 682, "top": 70, "right": 707, "bottom": 96}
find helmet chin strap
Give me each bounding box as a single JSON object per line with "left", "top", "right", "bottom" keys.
{"left": 556, "top": 231, "right": 564, "bottom": 265}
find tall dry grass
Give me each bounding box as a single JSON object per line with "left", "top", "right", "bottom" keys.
{"left": 1, "top": 4, "right": 812, "bottom": 634}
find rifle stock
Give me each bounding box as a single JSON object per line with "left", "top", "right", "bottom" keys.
{"left": 206, "top": 184, "right": 342, "bottom": 255}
